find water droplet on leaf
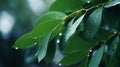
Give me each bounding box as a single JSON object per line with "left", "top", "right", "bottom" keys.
{"left": 15, "top": 47, "right": 18, "bottom": 50}
{"left": 87, "top": 1, "right": 90, "bottom": 3}
{"left": 56, "top": 39, "right": 60, "bottom": 43}
{"left": 90, "top": 49, "right": 92, "bottom": 52}
{"left": 59, "top": 33, "right": 62, "bottom": 36}
{"left": 59, "top": 64, "right": 62, "bottom": 66}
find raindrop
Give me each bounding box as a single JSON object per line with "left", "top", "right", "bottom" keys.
{"left": 59, "top": 64, "right": 62, "bottom": 66}
{"left": 90, "top": 49, "right": 92, "bottom": 52}
{"left": 59, "top": 33, "right": 62, "bottom": 36}
{"left": 56, "top": 39, "right": 60, "bottom": 43}
{"left": 87, "top": 1, "right": 90, "bottom": 3}
{"left": 114, "top": 31, "right": 117, "bottom": 34}
{"left": 34, "top": 42, "right": 37, "bottom": 45}
{"left": 15, "top": 47, "right": 18, "bottom": 50}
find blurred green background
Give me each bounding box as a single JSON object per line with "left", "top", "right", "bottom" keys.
{"left": 0, "top": 0, "right": 62, "bottom": 67}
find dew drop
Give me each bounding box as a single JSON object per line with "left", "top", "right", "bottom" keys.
{"left": 15, "top": 47, "right": 18, "bottom": 50}
{"left": 56, "top": 39, "right": 60, "bottom": 43}
{"left": 59, "top": 33, "right": 62, "bottom": 36}
{"left": 90, "top": 49, "right": 92, "bottom": 52}
{"left": 87, "top": 1, "right": 90, "bottom": 3}
{"left": 59, "top": 64, "right": 62, "bottom": 66}
{"left": 34, "top": 42, "right": 37, "bottom": 45}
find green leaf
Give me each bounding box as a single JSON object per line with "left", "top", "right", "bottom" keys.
{"left": 85, "top": 7, "right": 103, "bottom": 38}
{"left": 64, "top": 33, "right": 94, "bottom": 53}
{"left": 60, "top": 33, "right": 94, "bottom": 65}
{"left": 104, "top": 0, "right": 120, "bottom": 8}
{"left": 89, "top": 45, "right": 105, "bottom": 67}
{"left": 58, "top": 51, "right": 86, "bottom": 65}
{"left": 44, "top": 39, "right": 56, "bottom": 64}
{"left": 13, "top": 33, "right": 36, "bottom": 49}
{"left": 36, "top": 32, "right": 52, "bottom": 62}
{"left": 65, "top": 14, "right": 85, "bottom": 42}
{"left": 34, "top": 11, "right": 67, "bottom": 26}
{"left": 50, "top": 0, "right": 83, "bottom": 13}
{"left": 31, "top": 19, "right": 64, "bottom": 46}
{"left": 108, "top": 35, "right": 119, "bottom": 57}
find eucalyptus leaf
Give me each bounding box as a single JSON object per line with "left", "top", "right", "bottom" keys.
{"left": 108, "top": 35, "right": 119, "bottom": 57}
{"left": 65, "top": 14, "right": 85, "bottom": 42}
{"left": 34, "top": 11, "right": 67, "bottom": 26}
{"left": 44, "top": 39, "right": 56, "bottom": 64}
{"left": 31, "top": 20, "right": 63, "bottom": 46}
{"left": 104, "top": 0, "right": 120, "bottom": 8}
{"left": 50, "top": 0, "right": 83, "bottom": 13}
{"left": 58, "top": 51, "right": 86, "bottom": 65}
{"left": 36, "top": 32, "right": 52, "bottom": 62}
{"left": 13, "top": 32, "right": 36, "bottom": 49}
{"left": 64, "top": 33, "right": 94, "bottom": 53}
{"left": 89, "top": 45, "right": 105, "bottom": 67}
{"left": 85, "top": 7, "right": 103, "bottom": 38}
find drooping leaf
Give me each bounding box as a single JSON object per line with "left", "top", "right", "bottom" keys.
{"left": 36, "top": 32, "right": 52, "bottom": 62}
{"left": 50, "top": 0, "right": 83, "bottom": 13}
{"left": 31, "top": 20, "right": 64, "bottom": 46}
{"left": 13, "top": 32, "right": 36, "bottom": 49}
{"left": 34, "top": 11, "right": 67, "bottom": 26}
{"left": 64, "top": 33, "right": 94, "bottom": 53}
{"left": 44, "top": 39, "right": 56, "bottom": 64}
{"left": 89, "top": 45, "right": 105, "bottom": 67}
{"left": 108, "top": 35, "right": 119, "bottom": 57}
{"left": 65, "top": 14, "right": 85, "bottom": 42}
{"left": 59, "top": 33, "right": 94, "bottom": 65}
{"left": 109, "top": 38, "right": 120, "bottom": 67}
{"left": 58, "top": 51, "right": 87, "bottom": 65}
{"left": 85, "top": 6, "right": 103, "bottom": 38}
{"left": 104, "top": 0, "right": 120, "bottom": 8}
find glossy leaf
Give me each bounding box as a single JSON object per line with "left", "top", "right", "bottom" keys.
{"left": 104, "top": 0, "right": 120, "bottom": 8}
{"left": 34, "top": 11, "right": 67, "bottom": 26}
{"left": 58, "top": 51, "right": 86, "bottom": 65}
{"left": 13, "top": 33, "right": 36, "bottom": 49}
{"left": 36, "top": 32, "right": 52, "bottom": 62}
{"left": 50, "top": 0, "right": 83, "bottom": 13}
{"left": 31, "top": 20, "right": 63, "bottom": 46}
{"left": 89, "top": 45, "right": 105, "bottom": 67}
{"left": 64, "top": 33, "right": 94, "bottom": 53}
{"left": 108, "top": 35, "right": 119, "bottom": 57}
{"left": 60, "top": 33, "right": 94, "bottom": 65}
{"left": 65, "top": 14, "right": 85, "bottom": 42}
{"left": 44, "top": 39, "right": 56, "bottom": 63}
{"left": 85, "top": 7, "right": 103, "bottom": 38}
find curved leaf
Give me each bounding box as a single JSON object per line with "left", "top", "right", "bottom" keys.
{"left": 85, "top": 7, "right": 103, "bottom": 38}
{"left": 89, "top": 45, "right": 105, "bottom": 67}
{"left": 44, "top": 39, "right": 56, "bottom": 63}
{"left": 35, "top": 11, "right": 67, "bottom": 26}
{"left": 50, "top": 0, "right": 83, "bottom": 13}
{"left": 31, "top": 20, "right": 64, "bottom": 46}
{"left": 13, "top": 33, "right": 36, "bottom": 49}
{"left": 59, "top": 33, "right": 94, "bottom": 65}
{"left": 58, "top": 51, "right": 86, "bottom": 65}
{"left": 64, "top": 33, "right": 94, "bottom": 53}
{"left": 104, "top": 0, "right": 120, "bottom": 8}
{"left": 65, "top": 14, "right": 85, "bottom": 42}
{"left": 36, "top": 32, "right": 52, "bottom": 62}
